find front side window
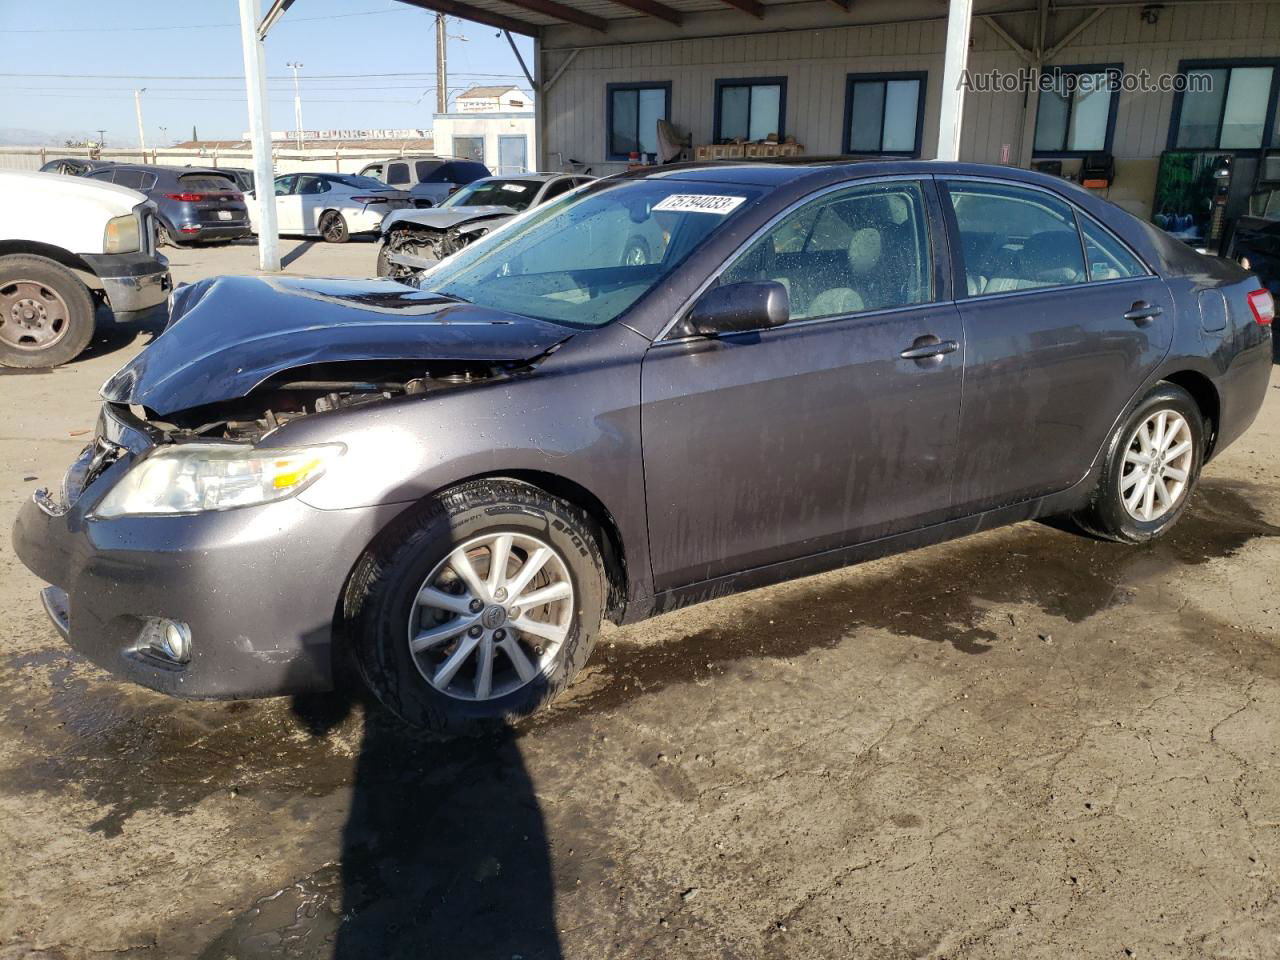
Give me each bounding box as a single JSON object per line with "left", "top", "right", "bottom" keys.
{"left": 425, "top": 181, "right": 763, "bottom": 328}
{"left": 844, "top": 73, "right": 926, "bottom": 156}
{"left": 607, "top": 82, "right": 670, "bottom": 160}
{"left": 1173, "top": 61, "right": 1279, "bottom": 149}
{"left": 274, "top": 175, "right": 296, "bottom": 196}
{"left": 715, "top": 77, "right": 785, "bottom": 143}
{"left": 945, "top": 181, "right": 1086, "bottom": 296}
{"left": 1034, "top": 66, "right": 1120, "bottom": 155}
{"left": 721, "top": 181, "right": 932, "bottom": 319}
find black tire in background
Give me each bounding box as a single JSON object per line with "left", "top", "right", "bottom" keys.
{"left": 0, "top": 255, "right": 96, "bottom": 368}
{"left": 1072, "top": 382, "right": 1206, "bottom": 543}
{"left": 348, "top": 479, "right": 608, "bottom": 732}
{"left": 319, "top": 210, "right": 350, "bottom": 244}
{"left": 375, "top": 243, "right": 392, "bottom": 278}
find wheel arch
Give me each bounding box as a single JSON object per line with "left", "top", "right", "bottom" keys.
{"left": 0, "top": 241, "right": 96, "bottom": 285}
{"left": 1161, "top": 369, "right": 1221, "bottom": 457}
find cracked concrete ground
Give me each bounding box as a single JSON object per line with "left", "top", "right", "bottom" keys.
{"left": 1, "top": 241, "right": 1278, "bottom": 959}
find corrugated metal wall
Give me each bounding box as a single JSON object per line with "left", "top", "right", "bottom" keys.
{"left": 540, "top": 2, "right": 1280, "bottom": 214}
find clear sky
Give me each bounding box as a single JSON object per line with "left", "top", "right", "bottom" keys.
{"left": 0, "top": 0, "right": 536, "bottom": 146}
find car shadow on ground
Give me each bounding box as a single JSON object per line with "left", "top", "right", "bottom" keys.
{"left": 75, "top": 303, "right": 167, "bottom": 365}
{"left": 200, "top": 663, "right": 563, "bottom": 960}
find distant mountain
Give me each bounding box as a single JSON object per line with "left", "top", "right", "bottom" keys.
{"left": 0, "top": 128, "right": 96, "bottom": 147}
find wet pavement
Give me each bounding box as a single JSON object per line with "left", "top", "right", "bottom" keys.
{"left": 2, "top": 244, "right": 1279, "bottom": 959}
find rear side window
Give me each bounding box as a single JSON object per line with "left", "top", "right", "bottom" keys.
{"left": 541, "top": 178, "right": 576, "bottom": 202}
{"left": 179, "top": 174, "right": 236, "bottom": 192}
{"left": 1080, "top": 217, "right": 1146, "bottom": 280}
{"left": 414, "top": 160, "right": 445, "bottom": 182}
{"left": 88, "top": 169, "right": 115, "bottom": 182}
{"left": 113, "top": 170, "right": 145, "bottom": 189}
{"left": 721, "top": 180, "right": 933, "bottom": 320}
{"left": 945, "top": 181, "right": 1086, "bottom": 296}
{"left": 386, "top": 162, "right": 410, "bottom": 185}
{"left": 436, "top": 162, "right": 488, "bottom": 184}
{"left": 297, "top": 176, "right": 329, "bottom": 195}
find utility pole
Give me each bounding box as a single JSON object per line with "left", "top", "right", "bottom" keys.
{"left": 435, "top": 13, "right": 448, "bottom": 114}
{"left": 134, "top": 89, "right": 147, "bottom": 153}
{"left": 287, "top": 61, "right": 304, "bottom": 150}
{"left": 238, "top": 0, "right": 279, "bottom": 272}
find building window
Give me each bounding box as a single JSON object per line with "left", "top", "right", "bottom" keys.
{"left": 714, "top": 77, "right": 786, "bottom": 143}
{"left": 1171, "top": 59, "right": 1280, "bottom": 150}
{"left": 606, "top": 82, "right": 671, "bottom": 161}
{"left": 843, "top": 72, "right": 926, "bottom": 156}
{"left": 1033, "top": 65, "right": 1121, "bottom": 156}
{"left": 452, "top": 136, "right": 485, "bottom": 163}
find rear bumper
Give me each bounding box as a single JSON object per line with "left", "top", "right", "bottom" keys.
{"left": 178, "top": 222, "right": 252, "bottom": 242}
{"left": 80, "top": 251, "right": 171, "bottom": 315}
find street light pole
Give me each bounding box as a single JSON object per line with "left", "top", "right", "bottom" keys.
{"left": 287, "top": 61, "right": 304, "bottom": 150}
{"left": 134, "top": 88, "right": 147, "bottom": 156}
{"left": 238, "top": 0, "right": 280, "bottom": 272}
{"left": 435, "top": 13, "right": 448, "bottom": 115}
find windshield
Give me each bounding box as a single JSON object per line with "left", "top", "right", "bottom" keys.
{"left": 443, "top": 179, "right": 542, "bottom": 210}
{"left": 425, "top": 180, "right": 763, "bottom": 327}
{"left": 332, "top": 174, "right": 391, "bottom": 191}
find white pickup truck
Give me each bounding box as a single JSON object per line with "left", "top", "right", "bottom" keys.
{"left": 0, "top": 170, "right": 171, "bottom": 367}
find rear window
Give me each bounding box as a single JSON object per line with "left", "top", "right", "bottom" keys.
{"left": 178, "top": 174, "right": 237, "bottom": 192}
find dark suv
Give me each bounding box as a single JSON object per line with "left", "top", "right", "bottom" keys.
{"left": 85, "top": 165, "right": 251, "bottom": 246}
{"left": 358, "top": 156, "right": 490, "bottom": 208}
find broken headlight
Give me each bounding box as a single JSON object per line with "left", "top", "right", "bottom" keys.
{"left": 92, "top": 443, "right": 345, "bottom": 518}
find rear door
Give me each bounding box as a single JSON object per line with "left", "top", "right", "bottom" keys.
{"left": 295, "top": 175, "right": 332, "bottom": 233}
{"left": 942, "top": 178, "right": 1174, "bottom": 511}
{"left": 641, "top": 178, "right": 964, "bottom": 590}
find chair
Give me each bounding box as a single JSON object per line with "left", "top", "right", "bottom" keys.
{"left": 656, "top": 119, "right": 692, "bottom": 165}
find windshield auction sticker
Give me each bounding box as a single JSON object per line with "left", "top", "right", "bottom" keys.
{"left": 653, "top": 194, "right": 746, "bottom": 215}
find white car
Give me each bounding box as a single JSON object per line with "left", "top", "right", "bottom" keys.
{"left": 248, "top": 173, "right": 412, "bottom": 243}
{"left": 0, "top": 170, "right": 169, "bottom": 367}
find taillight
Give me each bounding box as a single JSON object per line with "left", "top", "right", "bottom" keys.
{"left": 1246, "top": 288, "right": 1274, "bottom": 326}
{"left": 165, "top": 192, "right": 205, "bottom": 202}
{"left": 351, "top": 195, "right": 388, "bottom": 204}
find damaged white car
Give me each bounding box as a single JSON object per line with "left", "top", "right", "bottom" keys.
{"left": 376, "top": 173, "right": 593, "bottom": 281}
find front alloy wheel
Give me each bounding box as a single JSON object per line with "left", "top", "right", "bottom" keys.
{"left": 410, "top": 533, "right": 574, "bottom": 702}
{"left": 350, "top": 479, "right": 607, "bottom": 731}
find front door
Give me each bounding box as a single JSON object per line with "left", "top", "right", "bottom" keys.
{"left": 498, "top": 135, "right": 528, "bottom": 175}
{"left": 642, "top": 179, "right": 964, "bottom": 591}
{"left": 942, "top": 179, "right": 1175, "bottom": 510}
{"left": 272, "top": 175, "right": 302, "bottom": 232}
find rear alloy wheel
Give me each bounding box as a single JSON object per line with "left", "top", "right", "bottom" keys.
{"left": 319, "top": 210, "right": 350, "bottom": 244}
{"left": 1073, "top": 382, "right": 1205, "bottom": 543}
{"left": 0, "top": 255, "right": 95, "bottom": 368}
{"left": 350, "top": 479, "right": 607, "bottom": 731}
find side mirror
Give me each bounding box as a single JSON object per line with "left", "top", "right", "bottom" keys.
{"left": 687, "top": 280, "right": 790, "bottom": 336}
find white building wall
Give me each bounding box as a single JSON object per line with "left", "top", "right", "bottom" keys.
{"left": 540, "top": 1, "right": 1280, "bottom": 217}
{"left": 432, "top": 113, "right": 538, "bottom": 173}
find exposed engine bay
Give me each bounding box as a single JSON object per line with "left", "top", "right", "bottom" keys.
{"left": 138, "top": 358, "right": 540, "bottom": 443}
{"left": 381, "top": 217, "right": 508, "bottom": 281}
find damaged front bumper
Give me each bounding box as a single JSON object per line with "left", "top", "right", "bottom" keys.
{"left": 11, "top": 403, "right": 405, "bottom": 700}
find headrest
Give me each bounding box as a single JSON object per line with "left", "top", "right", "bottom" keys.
{"left": 848, "top": 227, "right": 882, "bottom": 272}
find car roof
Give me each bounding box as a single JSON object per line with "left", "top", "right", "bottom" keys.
{"left": 470, "top": 173, "right": 572, "bottom": 185}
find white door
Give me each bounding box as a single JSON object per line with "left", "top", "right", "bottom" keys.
{"left": 273, "top": 175, "right": 303, "bottom": 233}
{"left": 295, "top": 176, "right": 331, "bottom": 234}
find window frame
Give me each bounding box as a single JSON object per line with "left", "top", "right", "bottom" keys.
{"left": 1031, "top": 63, "right": 1123, "bottom": 159}
{"left": 655, "top": 176, "right": 949, "bottom": 342}
{"left": 605, "top": 81, "right": 672, "bottom": 161}
{"left": 939, "top": 176, "right": 1154, "bottom": 303}
{"left": 1167, "top": 57, "right": 1280, "bottom": 152}
{"left": 713, "top": 76, "right": 787, "bottom": 145}
{"left": 842, "top": 71, "right": 928, "bottom": 158}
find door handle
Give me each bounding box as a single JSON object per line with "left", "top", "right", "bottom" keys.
{"left": 899, "top": 336, "right": 959, "bottom": 361}
{"left": 1124, "top": 301, "right": 1163, "bottom": 325}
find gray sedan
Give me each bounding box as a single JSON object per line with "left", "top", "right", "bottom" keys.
{"left": 13, "top": 160, "right": 1274, "bottom": 731}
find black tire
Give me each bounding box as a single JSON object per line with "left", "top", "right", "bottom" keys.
{"left": 319, "top": 210, "right": 349, "bottom": 244}
{"left": 375, "top": 243, "right": 392, "bottom": 278}
{"left": 0, "top": 255, "right": 96, "bottom": 368}
{"left": 1072, "top": 382, "right": 1206, "bottom": 543}
{"left": 348, "top": 479, "right": 607, "bottom": 732}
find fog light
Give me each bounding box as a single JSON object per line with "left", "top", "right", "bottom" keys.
{"left": 138, "top": 617, "right": 192, "bottom": 664}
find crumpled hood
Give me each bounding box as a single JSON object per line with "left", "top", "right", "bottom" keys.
{"left": 382, "top": 204, "right": 517, "bottom": 233}
{"left": 102, "top": 275, "right": 571, "bottom": 415}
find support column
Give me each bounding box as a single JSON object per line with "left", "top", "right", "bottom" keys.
{"left": 239, "top": 0, "right": 279, "bottom": 272}
{"left": 936, "top": 0, "right": 974, "bottom": 162}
